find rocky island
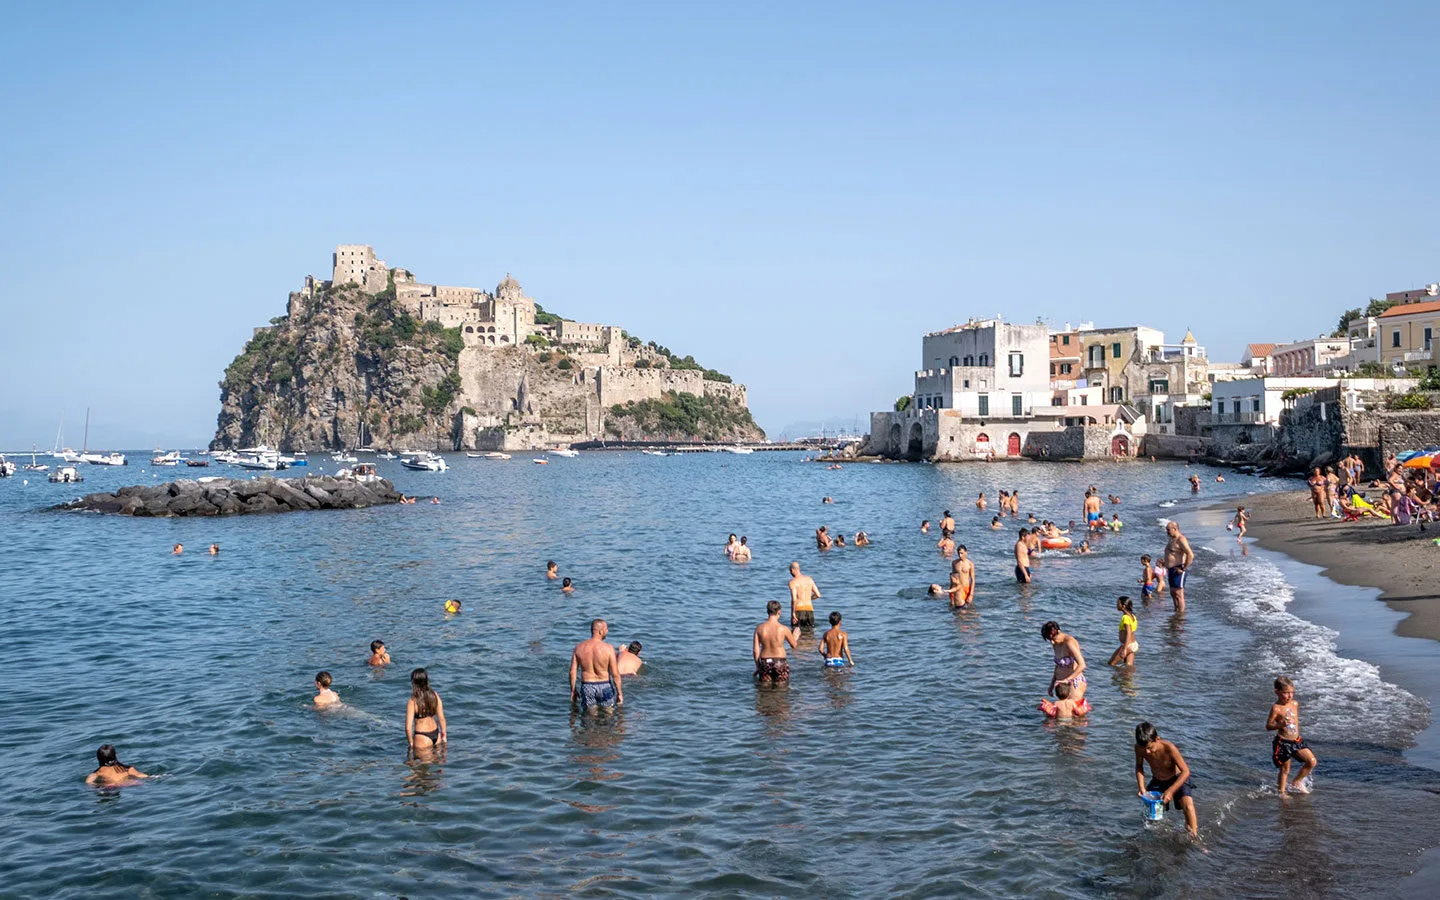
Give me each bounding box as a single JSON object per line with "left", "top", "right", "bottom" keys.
{"left": 60, "top": 475, "right": 403, "bottom": 517}
{"left": 213, "top": 245, "right": 764, "bottom": 451}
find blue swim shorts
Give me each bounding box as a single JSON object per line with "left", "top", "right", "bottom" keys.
{"left": 579, "top": 681, "right": 616, "bottom": 710}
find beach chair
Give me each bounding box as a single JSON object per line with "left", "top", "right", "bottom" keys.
{"left": 1341, "top": 505, "right": 1365, "bottom": 523}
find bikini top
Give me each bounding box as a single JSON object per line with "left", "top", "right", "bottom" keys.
{"left": 1053, "top": 653, "right": 1077, "bottom": 668}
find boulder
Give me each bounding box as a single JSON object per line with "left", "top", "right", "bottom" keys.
{"left": 267, "top": 480, "right": 319, "bottom": 510}
{"left": 56, "top": 475, "right": 401, "bottom": 517}
{"left": 243, "top": 492, "right": 280, "bottom": 513}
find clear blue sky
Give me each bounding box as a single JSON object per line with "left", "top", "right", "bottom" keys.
{"left": 2, "top": 2, "right": 1436, "bottom": 448}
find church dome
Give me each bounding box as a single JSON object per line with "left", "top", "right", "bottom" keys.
{"left": 496, "top": 274, "right": 523, "bottom": 300}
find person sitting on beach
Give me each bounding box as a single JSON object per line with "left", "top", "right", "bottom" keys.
{"left": 1108, "top": 596, "right": 1138, "bottom": 666}
{"left": 920, "top": 519, "right": 931, "bottom": 534}
{"left": 546, "top": 560, "right": 559, "bottom": 580}
{"left": 854, "top": 531, "right": 870, "bottom": 546}
{"left": 976, "top": 492, "right": 987, "bottom": 510}
{"left": 816, "top": 525, "right": 833, "bottom": 550}
{"left": 208, "top": 543, "right": 220, "bottom": 555}
{"left": 990, "top": 516, "right": 1003, "bottom": 530}
{"left": 407, "top": 667, "right": 447, "bottom": 748}
{"left": 314, "top": 671, "right": 339, "bottom": 707}
{"left": 1140, "top": 555, "right": 1158, "bottom": 601}
{"left": 820, "top": 611, "right": 854, "bottom": 667}
{"left": 936, "top": 534, "right": 955, "bottom": 556}
{"left": 172, "top": 543, "right": 183, "bottom": 554}
{"left": 616, "top": 641, "right": 644, "bottom": 676}
{"left": 1042, "top": 621, "right": 1087, "bottom": 701}
{"left": 1039, "top": 681, "right": 1091, "bottom": 718}
{"left": 1230, "top": 506, "right": 1249, "bottom": 542}
{"left": 733, "top": 536, "right": 752, "bottom": 562}
{"left": 368, "top": 640, "right": 391, "bottom": 666}
{"left": 560, "top": 577, "right": 575, "bottom": 594}
{"left": 754, "top": 600, "right": 801, "bottom": 684}
{"left": 724, "top": 534, "right": 739, "bottom": 558}
{"left": 1134, "top": 722, "right": 1198, "bottom": 836}
{"left": 85, "top": 744, "right": 148, "bottom": 785}
{"left": 1267, "top": 675, "right": 1318, "bottom": 796}
{"left": 834, "top": 534, "right": 847, "bottom": 547}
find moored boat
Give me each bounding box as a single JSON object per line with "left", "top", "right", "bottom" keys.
{"left": 48, "top": 465, "right": 83, "bottom": 483}
{"left": 400, "top": 452, "right": 448, "bottom": 472}
{"left": 547, "top": 447, "right": 579, "bottom": 458}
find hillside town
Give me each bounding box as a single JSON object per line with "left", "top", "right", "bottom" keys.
{"left": 862, "top": 283, "right": 1440, "bottom": 463}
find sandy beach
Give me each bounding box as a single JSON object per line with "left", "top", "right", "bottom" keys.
{"left": 1230, "top": 489, "right": 1440, "bottom": 642}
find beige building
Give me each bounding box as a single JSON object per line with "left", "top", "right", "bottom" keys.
{"left": 1377, "top": 300, "right": 1440, "bottom": 372}
{"left": 333, "top": 244, "right": 390, "bottom": 294}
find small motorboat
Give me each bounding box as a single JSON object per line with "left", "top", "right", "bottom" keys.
{"left": 468, "top": 451, "right": 511, "bottom": 459}
{"left": 185, "top": 459, "right": 211, "bottom": 467}
{"left": 723, "top": 446, "right": 754, "bottom": 455}
{"left": 400, "top": 452, "right": 448, "bottom": 472}
{"left": 641, "top": 449, "right": 672, "bottom": 457}
{"left": 0, "top": 456, "right": 16, "bottom": 477}
{"left": 332, "top": 452, "right": 358, "bottom": 463}
{"left": 48, "top": 465, "right": 83, "bottom": 483}
{"left": 532, "top": 458, "right": 548, "bottom": 465}
{"left": 547, "top": 448, "right": 579, "bottom": 458}
{"left": 379, "top": 451, "right": 398, "bottom": 460}
{"left": 81, "top": 452, "right": 127, "bottom": 466}
{"left": 22, "top": 451, "right": 48, "bottom": 472}
{"left": 341, "top": 463, "right": 383, "bottom": 483}
{"left": 151, "top": 451, "right": 182, "bottom": 466}
{"left": 236, "top": 448, "right": 286, "bottom": 470}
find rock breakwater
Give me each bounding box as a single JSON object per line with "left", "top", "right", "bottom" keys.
{"left": 58, "top": 475, "right": 402, "bottom": 517}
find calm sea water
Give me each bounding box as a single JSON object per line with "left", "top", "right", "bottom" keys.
{"left": 3, "top": 453, "right": 1438, "bottom": 898}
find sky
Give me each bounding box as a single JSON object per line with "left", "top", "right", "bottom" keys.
{"left": 1, "top": 1, "right": 1436, "bottom": 448}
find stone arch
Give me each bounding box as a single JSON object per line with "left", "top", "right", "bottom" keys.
{"left": 905, "top": 422, "right": 925, "bottom": 461}
{"left": 465, "top": 325, "right": 474, "bottom": 333}
{"left": 888, "top": 422, "right": 902, "bottom": 457}
{"left": 500, "top": 335, "right": 510, "bottom": 343}
{"left": 488, "top": 326, "right": 496, "bottom": 333}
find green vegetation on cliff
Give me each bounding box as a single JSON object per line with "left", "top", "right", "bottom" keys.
{"left": 607, "top": 391, "right": 762, "bottom": 441}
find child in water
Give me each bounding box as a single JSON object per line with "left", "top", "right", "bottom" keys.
{"left": 314, "top": 671, "right": 339, "bottom": 707}
{"left": 820, "top": 611, "right": 854, "bottom": 667}
{"left": 86, "top": 744, "right": 149, "bottom": 785}
{"left": 1134, "top": 722, "right": 1198, "bottom": 836}
{"left": 368, "top": 640, "right": 391, "bottom": 666}
{"left": 560, "top": 578, "right": 574, "bottom": 594}
{"left": 1139, "top": 555, "right": 1159, "bottom": 601}
{"left": 1231, "top": 506, "right": 1249, "bottom": 542}
{"left": 1108, "top": 596, "right": 1138, "bottom": 666}
{"left": 1039, "top": 681, "right": 1091, "bottom": 718}
{"left": 990, "top": 516, "right": 1002, "bottom": 530}
{"left": 444, "top": 599, "right": 463, "bottom": 613}
{"left": 1267, "top": 676, "right": 1318, "bottom": 795}
{"left": 1109, "top": 513, "right": 1123, "bottom": 532}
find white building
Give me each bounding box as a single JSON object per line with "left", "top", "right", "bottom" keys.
{"left": 911, "top": 318, "right": 1052, "bottom": 418}
{"left": 1269, "top": 338, "right": 1352, "bottom": 376}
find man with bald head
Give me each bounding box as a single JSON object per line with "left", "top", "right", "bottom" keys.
{"left": 570, "top": 618, "right": 622, "bottom": 711}
{"left": 788, "top": 561, "right": 821, "bottom": 629}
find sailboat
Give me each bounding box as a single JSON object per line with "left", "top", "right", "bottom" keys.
{"left": 23, "top": 446, "right": 48, "bottom": 472}
{"left": 51, "top": 413, "right": 79, "bottom": 461}
{"left": 78, "top": 408, "right": 126, "bottom": 466}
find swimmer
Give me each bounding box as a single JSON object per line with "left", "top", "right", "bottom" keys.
{"left": 1077, "top": 540, "right": 1091, "bottom": 554}
{"left": 406, "top": 667, "right": 448, "bottom": 748}
{"left": 936, "top": 534, "right": 956, "bottom": 556}
{"left": 172, "top": 543, "right": 183, "bottom": 554}
{"left": 940, "top": 510, "right": 955, "bottom": 534}
{"left": 1163, "top": 522, "right": 1194, "bottom": 612}
{"left": 430, "top": 497, "right": 440, "bottom": 504}
{"left": 788, "top": 561, "right": 821, "bottom": 628}
{"left": 997, "top": 490, "right": 1009, "bottom": 516}
{"left": 949, "top": 546, "right": 975, "bottom": 608}
{"left": 820, "top": 611, "right": 854, "bottom": 667}
{"left": 835, "top": 534, "right": 847, "bottom": 548}
{"left": 1109, "top": 494, "right": 1121, "bottom": 505}
{"left": 1039, "top": 681, "right": 1091, "bottom": 718}
{"left": 368, "top": 640, "right": 391, "bottom": 666}
{"left": 976, "top": 492, "right": 987, "bottom": 510}
{"left": 1107, "top": 597, "right": 1138, "bottom": 666}
{"left": 990, "top": 516, "right": 1002, "bottom": 530}
{"left": 816, "top": 525, "right": 833, "bottom": 550}
{"left": 546, "top": 560, "right": 559, "bottom": 580}
{"left": 822, "top": 496, "right": 834, "bottom": 504}
{"left": 1026, "top": 512, "right": 1037, "bottom": 524}
{"left": 444, "top": 599, "right": 463, "bottom": 614}
{"left": 85, "top": 744, "right": 148, "bottom": 785}
{"left": 1042, "top": 621, "right": 1087, "bottom": 701}
{"left": 1014, "top": 529, "right": 1032, "bottom": 583}
{"left": 1268, "top": 676, "right": 1318, "bottom": 796}
{"left": 724, "top": 534, "right": 739, "bottom": 559}
{"left": 733, "top": 536, "right": 752, "bottom": 562}
{"left": 208, "top": 543, "right": 220, "bottom": 555}
{"left": 854, "top": 531, "right": 870, "bottom": 547}
{"left": 561, "top": 577, "right": 575, "bottom": 594}
{"left": 1084, "top": 490, "right": 1102, "bottom": 527}
{"left": 753, "top": 600, "right": 801, "bottom": 684}
{"left": 1215, "top": 474, "right": 1225, "bottom": 483}
{"left": 616, "top": 641, "right": 644, "bottom": 676}
{"left": 570, "top": 619, "right": 622, "bottom": 710}
{"left": 1134, "top": 722, "right": 1198, "bottom": 836}
{"left": 926, "top": 584, "right": 945, "bottom": 597}
{"left": 920, "top": 519, "right": 931, "bottom": 534}
{"left": 1109, "top": 513, "right": 1123, "bottom": 532}
{"left": 314, "top": 671, "right": 339, "bottom": 707}
{"left": 1189, "top": 474, "right": 1201, "bottom": 493}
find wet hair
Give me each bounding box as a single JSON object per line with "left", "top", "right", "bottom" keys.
{"left": 943, "top": 510, "right": 951, "bottom": 517}
{"left": 957, "top": 544, "right": 967, "bottom": 553}
{"left": 1040, "top": 621, "right": 1060, "bottom": 640}
{"left": 921, "top": 519, "right": 930, "bottom": 526}
{"left": 1141, "top": 554, "right": 1151, "bottom": 564}
{"left": 828, "top": 611, "right": 842, "bottom": 626}
{"left": 1135, "top": 722, "right": 1158, "bottom": 746}
{"left": 992, "top": 516, "right": 1000, "bottom": 524}
{"left": 766, "top": 600, "right": 782, "bottom": 616}
{"left": 96, "top": 744, "right": 123, "bottom": 769}
{"left": 1117, "top": 596, "right": 1133, "bottom": 614}
{"left": 728, "top": 533, "right": 737, "bottom": 541}
{"left": 818, "top": 525, "right": 827, "bottom": 533}
{"left": 740, "top": 536, "right": 748, "bottom": 545}
{"left": 411, "top": 667, "right": 438, "bottom": 718}
{"left": 1054, "top": 682, "right": 1072, "bottom": 700}
{"left": 315, "top": 671, "right": 332, "bottom": 688}
{"left": 546, "top": 560, "right": 557, "bottom": 570}
{"left": 370, "top": 640, "right": 385, "bottom": 653}
{"left": 627, "top": 641, "right": 642, "bottom": 654}
{"left": 1019, "top": 528, "right": 1028, "bottom": 537}
{"left": 1275, "top": 675, "right": 1294, "bottom": 691}
{"left": 562, "top": 577, "right": 573, "bottom": 588}
{"left": 590, "top": 618, "right": 605, "bottom": 634}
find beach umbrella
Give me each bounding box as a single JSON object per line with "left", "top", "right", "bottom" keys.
{"left": 1403, "top": 453, "right": 1438, "bottom": 469}
{"left": 1397, "top": 450, "right": 1419, "bottom": 462}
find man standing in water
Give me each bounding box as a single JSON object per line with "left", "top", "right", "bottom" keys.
{"left": 1163, "top": 521, "right": 1194, "bottom": 612}
{"left": 788, "top": 561, "right": 821, "bottom": 628}
{"left": 1014, "top": 529, "right": 1032, "bottom": 584}
{"left": 949, "top": 546, "right": 976, "bottom": 607}
{"left": 1083, "top": 490, "right": 1102, "bottom": 528}
{"left": 754, "top": 600, "right": 802, "bottom": 684}
{"left": 569, "top": 618, "right": 622, "bottom": 711}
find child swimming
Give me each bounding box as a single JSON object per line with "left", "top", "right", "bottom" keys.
{"left": 314, "top": 671, "right": 339, "bottom": 707}
{"left": 1039, "top": 681, "right": 1091, "bottom": 718}
{"left": 85, "top": 744, "right": 149, "bottom": 785}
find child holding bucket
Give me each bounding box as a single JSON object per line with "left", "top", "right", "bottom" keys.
{"left": 1267, "top": 676, "right": 1318, "bottom": 796}
{"left": 1134, "top": 722, "right": 1198, "bottom": 836}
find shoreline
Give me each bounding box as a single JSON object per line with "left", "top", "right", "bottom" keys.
{"left": 1220, "top": 489, "right": 1440, "bottom": 642}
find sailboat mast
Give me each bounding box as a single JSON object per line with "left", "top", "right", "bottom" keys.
{"left": 83, "top": 408, "right": 90, "bottom": 453}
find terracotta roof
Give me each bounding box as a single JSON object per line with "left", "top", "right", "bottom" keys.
{"left": 1378, "top": 299, "right": 1440, "bottom": 318}
{"left": 1245, "top": 343, "right": 1278, "bottom": 359}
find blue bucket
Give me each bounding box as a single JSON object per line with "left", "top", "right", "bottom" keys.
{"left": 1141, "top": 791, "right": 1165, "bottom": 821}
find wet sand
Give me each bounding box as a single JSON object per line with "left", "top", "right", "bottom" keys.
{"left": 1228, "top": 489, "right": 1440, "bottom": 642}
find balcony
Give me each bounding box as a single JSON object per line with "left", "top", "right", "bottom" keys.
{"left": 1403, "top": 349, "right": 1434, "bottom": 363}
{"left": 1211, "top": 411, "right": 1269, "bottom": 425}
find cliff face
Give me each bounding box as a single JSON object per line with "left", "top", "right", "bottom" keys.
{"left": 213, "top": 283, "right": 765, "bottom": 451}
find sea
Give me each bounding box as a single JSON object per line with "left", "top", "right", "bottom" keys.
{"left": 3, "top": 452, "right": 1439, "bottom": 898}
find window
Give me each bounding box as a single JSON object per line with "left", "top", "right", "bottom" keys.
{"left": 1110, "top": 387, "right": 1123, "bottom": 403}
{"left": 1112, "top": 342, "right": 1122, "bottom": 359}
{"left": 962, "top": 379, "right": 970, "bottom": 388}
{"left": 1232, "top": 400, "right": 1240, "bottom": 415}
{"left": 1080, "top": 395, "right": 1088, "bottom": 405}
{"left": 979, "top": 354, "right": 990, "bottom": 367}
{"left": 1052, "top": 396, "right": 1064, "bottom": 406}
{"left": 1252, "top": 398, "right": 1261, "bottom": 413}
{"left": 963, "top": 355, "right": 974, "bottom": 366}
{"left": 1062, "top": 335, "right": 1071, "bottom": 345}
{"left": 1426, "top": 327, "right": 1433, "bottom": 351}
{"left": 1060, "top": 363, "right": 1072, "bottom": 374}
{"left": 1008, "top": 352, "right": 1024, "bottom": 377}
{"left": 949, "top": 356, "right": 959, "bottom": 367}
{"left": 1149, "top": 379, "right": 1169, "bottom": 393}
{"left": 1393, "top": 329, "right": 1402, "bottom": 348}
{"left": 1012, "top": 395, "right": 1023, "bottom": 416}
{"left": 978, "top": 394, "right": 990, "bottom": 417}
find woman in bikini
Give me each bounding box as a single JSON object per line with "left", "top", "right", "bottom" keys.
{"left": 1041, "top": 621, "right": 1088, "bottom": 702}
{"left": 85, "top": 745, "right": 148, "bottom": 785}
{"left": 405, "top": 668, "right": 447, "bottom": 752}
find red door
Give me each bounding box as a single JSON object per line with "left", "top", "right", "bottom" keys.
{"left": 1007, "top": 433, "right": 1022, "bottom": 456}
{"left": 1111, "top": 435, "right": 1129, "bottom": 456}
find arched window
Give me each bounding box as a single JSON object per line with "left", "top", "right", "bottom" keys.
{"left": 500, "top": 335, "right": 510, "bottom": 343}
{"left": 963, "top": 355, "right": 974, "bottom": 366}
{"left": 465, "top": 326, "right": 474, "bottom": 333}
{"left": 949, "top": 356, "right": 959, "bottom": 367}
{"left": 979, "top": 354, "right": 990, "bottom": 367}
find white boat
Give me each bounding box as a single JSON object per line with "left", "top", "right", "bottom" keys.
{"left": 378, "top": 451, "right": 398, "bottom": 460}
{"left": 23, "top": 449, "right": 48, "bottom": 472}
{"left": 723, "top": 446, "right": 754, "bottom": 455}
{"left": 48, "top": 465, "right": 83, "bottom": 483}
{"left": 236, "top": 447, "right": 285, "bottom": 470}
{"left": 547, "top": 448, "right": 579, "bottom": 458}
{"left": 338, "top": 463, "right": 383, "bottom": 483}
{"left": 466, "top": 451, "right": 511, "bottom": 459}
{"left": 211, "top": 450, "right": 240, "bottom": 465}
{"left": 0, "top": 456, "right": 15, "bottom": 477}
{"left": 82, "top": 452, "right": 127, "bottom": 466}
{"left": 332, "top": 452, "right": 358, "bottom": 463}
{"left": 532, "top": 458, "right": 548, "bottom": 465}
{"left": 641, "top": 449, "right": 672, "bottom": 457}
{"left": 150, "top": 451, "right": 182, "bottom": 466}
{"left": 400, "top": 452, "right": 448, "bottom": 472}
